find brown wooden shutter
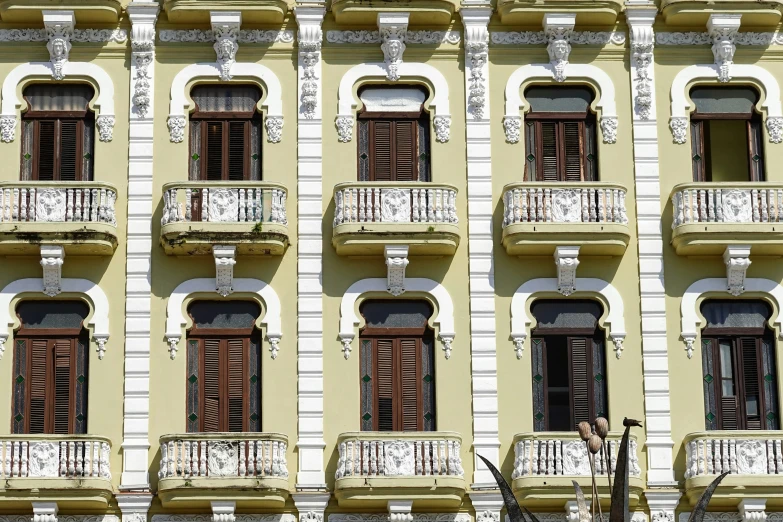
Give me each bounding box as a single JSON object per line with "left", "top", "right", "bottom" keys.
{"left": 227, "top": 338, "right": 245, "bottom": 432}
{"left": 540, "top": 122, "right": 559, "bottom": 182}
{"left": 53, "top": 339, "right": 72, "bottom": 434}
{"left": 228, "top": 121, "right": 246, "bottom": 181}
{"left": 721, "top": 396, "right": 739, "bottom": 429}
{"left": 394, "top": 121, "right": 416, "bottom": 182}
{"left": 569, "top": 337, "right": 591, "bottom": 429}
{"left": 37, "top": 121, "right": 56, "bottom": 181}
{"left": 371, "top": 121, "right": 393, "bottom": 181}
{"left": 375, "top": 339, "right": 395, "bottom": 431}
{"left": 740, "top": 337, "right": 762, "bottom": 429}
{"left": 205, "top": 121, "right": 224, "bottom": 181}
{"left": 28, "top": 339, "right": 48, "bottom": 434}
{"left": 748, "top": 118, "right": 765, "bottom": 181}
{"left": 59, "top": 121, "right": 79, "bottom": 181}
{"left": 202, "top": 339, "right": 221, "bottom": 432}
{"left": 400, "top": 338, "right": 420, "bottom": 431}
{"left": 563, "top": 121, "right": 584, "bottom": 182}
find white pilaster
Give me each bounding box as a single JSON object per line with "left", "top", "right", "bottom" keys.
{"left": 117, "top": 493, "right": 153, "bottom": 522}
{"left": 461, "top": 2, "right": 500, "bottom": 488}
{"left": 121, "top": 0, "right": 159, "bottom": 492}
{"left": 627, "top": 4, "right": 677, "bottom": 487}
{"left": 294, "top": 1, "right": 327, "bottom": 490}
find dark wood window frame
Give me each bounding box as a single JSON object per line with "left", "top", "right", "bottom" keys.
{"left": 21, "top": 106, "right": 93, "bottom": 182}
{"left": 524, "top": 111, "right": 598, "bottom": 182}
{"left": 690, "top": 111, "right": 765, "bottom": 182}
{"left": 190, "top": 110, "right": 260, "bottom": 182}
{"left": 357, "top": 108, "right": 427, "bottom": 182}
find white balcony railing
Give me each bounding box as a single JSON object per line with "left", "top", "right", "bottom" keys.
{"left": 158, "top": 433, "right": 289, "bottom": 479}
{"left": 685, "top": 433, "right": 783, "bottom": 478}
{"left": 335, "top": 432, "right": 464, "bottom": 479}
{"left": 161, "top": 182, "right": 288, "bottom": 226}
{"left": 0, "top": 436, "right": 111, "bottom": 479}
{"left": 502, "top": 183, "right": 628, "bottom": 226}
{"left": 333, "top": 182, "right": 459, "bottom": 226}
{"left": 671, "top": 183, "right": 783, "bottom": 227}
{"left": 0, "top": 182, "right": 117, "bottom": 225}
{"left": 511, "top": 433, "right": 641, "bottom": 479}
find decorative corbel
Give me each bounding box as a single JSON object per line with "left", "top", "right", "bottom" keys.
{"left": 296, "top": 6, "right": 324, "bottom": 120}
{"left": 167, "top": 337, "right": 180, "bottom": 360}
{"left": 211, "top": 502, "right": 236, "bottom": 522}
{"left": 683, "top": 335, "right": 696, "bottom": 359}
{"left": 554, "top": 246, "right": 580, "bottom": 296}
{"left": 543, "top": 13, "right": 575, "bottom": 82}
{"left": 213, "top": 245, "right": 237, "bottom": 297}
{"left": 724, "top": 245, "right": 751, "bottom": 296}
{"left": 707, "top": 14, "right": 741, "bottom": 83}
{"left": 33, "top": 503, "right": 58, "bottom": 522}
{"left": 385, "top": 245, "right": 409, "bottom": 296}
{"left": 462, "top": 7, "right": 490, "bottom": 120}
{"left": 94, "top": 335, "right": 109, "bottom": 360}
{"left": 439, "top": 333, "right": 455, "bottom": 359}
{"left": 740, "top": 499, "right": 767, "bottom": 522}
{"left": 43, "top": 11, "right": 74, "bottom": 80}
{"left": 627, "top": 9, "right": 655, "bottom": 120}
{"left": 268, "top": 335, "right": 281, "bottom": 359}
{"left": 388, "top": 501, "right": 414, "bottom": 522}
{"left": 511, "top": 334, "right": 526, "bottom": 359}
{"left": 611, "top": 334, "right": 625, "bottom": 359}
{"left": 340, "top": 334, "right": 354, "bottom": 360}
{"left": 129, "top": 4, "right": 159, "bottom": 119}
{"left": 40, "top": 245, "right": 65, "bottom": 297}
{"left": 378, "top": 12, "right": 409, "bottom": 81}
{"left": 211, "top": 11, "right": 242, "bottom": 81}
{"left": 0, "top": 334, "right": 6, "bottom": 360}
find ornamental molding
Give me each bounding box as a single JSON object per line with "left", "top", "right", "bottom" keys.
{"left": 670, "top": 63, "right": 782, "bottom": 144}
{"left": 385, "top": 245, "right": 409, "bottom": 297}
{"left": 378, "top": 12, "right": 409, "bottom": 81}
{"left": 681, "top": 278, "right": 783, "bottom": 359}
{"left": 708, "top": 13, "right": 742, "bottom": 82}
{"left": 339, "top": 277, "right": 455, "bottom": 360}
{"left": 211, "top": 12, "right": 241, "bottom": 81}
{"left": 0, "top": 28, "right": 127, "bottom": 43}
{"left": 554, "top": 246, "right": 579, "bottom": 296}
{"left": 330, "top": 515, "right": 471, "bottom": 522}
{"left": 724, "top": 245, "right": 752, "bottom": 296}
{"left": 491, "top": 30, "right": 625, "bottom": 45}
{"left": 168, "top": 62, "right": 283, "bottom": 142}
{"left": 213, "top": 245, "right": 237, "bottom": 297}
{"left": 336, "top": 62, "right": 451, "bottom": 142}
{"left": 628, "top": 10, "right": 655, "bottom": 120}
{"left": 40, "top": 245, "right": 65, "bottom": 297}
{"left": 326, "top": 30, "right": 460, "bottom": 45}
{"left": 130, "top": 9, "right": 156, "bottom": 119}
{"left": 543, "top": 13, "right": 575, "bottom": 82}
{"left": 152, "top": 516, "right": 296, "bottom": 522}
{"left": 657, "top": 31, "right": 783, "bottom": 46}
{"left": 510, "top": 277, "right": 626, "bottom": 358}
{"left": 165, "top": 278, "right": 282, "bottom": 360}
{"left": 96, "top": 115, "right": 115, "bottom": 142}
{"left": 503, "top": 63, "right": 617, "bottom": 143}
{"left": 211, "top": 502, "right": 236, "bottom": 522}
{"left": 159, "top": 29, "right": 294, "bottom": 44}
{"left": 678, "top": 513, "right": 783, "bottom": 522}
{"left": 503, "top": 515, "right": 647, "bottom": 522}
{"left": 43, "top": 10, "right": 74, "bottom": 80}
{"left": 463, "top": 12, "right": 489, "bottom": 120}
{"left": 0, "top": 277, "right": 110, "bottom": 360}
{"left": 296, "top": 8, "right": 324, "bottom": 120}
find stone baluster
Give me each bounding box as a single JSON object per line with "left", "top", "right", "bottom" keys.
{"left": 196, "top": 440, "right": 205, "bottom": 476}
{"left": 581, "top": 188, "right": 589, "bottom": 222}
{"left": 75, "top": 442, "right": 84, "bottom": 476}
{"left": 358, "top": 188, "right": 365, "bottom": 222}
{"left": 20, "top": 188, "right": 28, "bottom": 221}
{"left": 587, "top": 188, "right": 595, "bottom": 222}
{"left": 11, "top": 187, "right": 19, "bottom": 221}
{"left": 373, "top": 188, "right": 381, "bottom": 222}
{"left": 166, "top": 440, "right": 174, "bottom": 477}
{"left": 509, "top": 189, "right": 517, "bottom": 224}
{"left": 696, "top": 189, "right": 705, "bottom": 222}
{"left": 697, "top": 439, "right": 705, "bottom": 475}
{"left": 768, "top": 439, "right": 775, "bottom": 473}
{"left": 175, "top": 440, "right": 183, "bottom": 476}
{"left": 18, "top": 441, "right": 27, "bottom": 477}
{"left": 778, "top": 190, "right": 783, "bottom": 222}
{"left": 714, "top": 189, "right": 723, "bottom": 222}
{"left": 544, "top": 188, "right": 552, "bottom": 222}
{"left": 348, "top": 187, "right": 355, "bottom": 222}
{"left": 730, "top": 439, "right": 738, "bottom": 473}
{"left": 532, "top": 440, "right": 540, "bottom": 475}
{"left": 555, "top": 440, "right": 563, "bottom": 474}
{"left": 412, "top": 188, "right": 421, "bottom": 223}
{"left": 762, "top": 189, "right": 770, "bottom": 222}
{"left": 605, "top": 188, "right": 613, "bottom": 223}
{"left": 201, "top": 188, "right": 210, "bottom": 222}
{"left": 776, "top": 440, "right": 783, "bottom": 473}
{"left": 720, "top": 439, "right": 728, "bottom": 473}
{"left": 752, "top": 189, "right": 760, "bottom": 222}
{"left": 2, "top": 189, "right": 8, "bottom": 222}
{"left": 99, "top": 188, "right": 107, "bottom": 222}
{"left": 2, "top": 441, "right": 9, "bottom": 477}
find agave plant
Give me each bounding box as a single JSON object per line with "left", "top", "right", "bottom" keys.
{"left": 479, "top": 417, "right": 729, "bottom": 522}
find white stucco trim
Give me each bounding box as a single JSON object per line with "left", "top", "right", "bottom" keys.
{"left": 166, "top": 278, "right": 283, "bottom": 351}
{"left": 681, "top": 277, "right": 783, "bottom": 341}
{"left": 0, "top": 277, "right": 110, "bottom": 354}
{"left": 671, "top": 64, "right": 782, "bottom": 119}
{"left": 510, "top": 277, "right": 626, "bottom": 350}
{"left": 504, "top": 63, "right": 618, "bottom": 118}
{"left": 339, "top": 278, "right": 455, "bottom": 356}
{"left": 169, "top": 62, "right": 283, "bottom": 118}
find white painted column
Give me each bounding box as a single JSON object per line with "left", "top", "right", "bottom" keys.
{"left": 120, "top": 0, "right": 159, "bottom": 492}
{"left": 461, "top": 1, "right": 500, "bottom": 488}
{"left": 626, "top": 4, "right": 677, "bottom": 488}
{"left": 293, "top": 2, "right": 327, "bottom": 491}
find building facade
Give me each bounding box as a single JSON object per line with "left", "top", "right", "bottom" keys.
{"left": 0, "top": 2, "right": 780, "bottom": 522}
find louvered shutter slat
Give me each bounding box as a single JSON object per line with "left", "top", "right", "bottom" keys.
{"left": 227, "top": 338, "right": 245, "bottom": 432}
{"left": 721, "top": 396, "right": 739, "bottom": 430}
{"left": 227, "top": 121, "right": 246, "bottom": 181}
{"left": 376, "top": 339, "right": 394, "bottom": 431}
{"left": 372, "top": 121, "right": 393, "bottom": 181}
{"left": 400, "top": 338, "right": 419, "bottom": 431}
{"left": 741, "top": 338, "right": 762, "bottom": 429}
{"left": 570, "top": 337, "right": 590, "bottom": 428}
{"left": 563, "top": 122, "right": 584, "bottom": 182}
{"left": 206, "top": 122, "right": 224, "bottom": 181}
{"left": 29, "top": 340, "right": 48, "bottom": 434}
{"left": 394, "top": 121, "right": 416, "bottom": 182}
{"left": 203, "top": 339, "right": 221, "bottom": 432}
{"left": 59, "top": 121, "right": 79, "bottom": 181}
{"left": 53, "top": 340, "right": 72, "bottom": 434}
{"left": 37, "top": 121, "right": 56, "bottom": 181}
{"left": 541, "top": 122, "right": 559, "bottom": 182}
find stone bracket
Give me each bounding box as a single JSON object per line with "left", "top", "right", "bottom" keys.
{"left": 378, "top": 12, "right": 409, "bottom": 81}
{"left": 40, "top": 245, "right": 65, "bottom": 298}
{"left": 388, "top": 501, "right": 414, "bottom": 522}
{"left": 707, "top": 13, "right": 742, "bottom": 82}
{"left": 543, "top": 13, "right": 575, "bottom": 82}
{"left": 211, "top": 501, "right": 236, "bottom": 522}
{"left": 724, "top": 245, "right": 751, "bottom": 296}
{"left": 740, "top": 499, "right": 767, "bottom": 522}
{"left": 214, "top": 245, "right": 237, "bottom": 297}
{"left": 43, "top": 10, "right": 74, "bottom": 80}
{"left": 33, "top": 502, "right": 58, "bottom": 522}
{"left": 554, "top": 246, "right": 580, "bottom": 296}
{"left": 211, "top": 11, "right": 242, "bottom": 81}
{"left": 385, "top": 245, "right": 409, "bottom": 296}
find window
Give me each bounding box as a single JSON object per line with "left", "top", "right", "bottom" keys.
{"left": 21, "top": 84, "right": 95, "bottom": 182}
{"left": 524, "top": 87, "right": 598, "bottom": 182}
{"left": 359, "top": 300, "right": 436, "bottom": 431}
{"left": 11, "top": 301, "right": 90, "bottom": 434}
{"left": 700, "top": 300, "right": 779, "bottom": 430}
{"left": 530, "top": 300, "right": 607, "bottom": 431}
{"left": 689, "top": 87, "right": 764, "bottom": 182}
{"left": 186, "top": 301, "right": 262, "bottom": 433}
{"left": 357, "top": 87, "right": 431, "bottom": 182}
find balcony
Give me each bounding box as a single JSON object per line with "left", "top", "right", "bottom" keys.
{"left": 0, "top": 182, "right": 118, "bottom": 256}
{"left": 332, "top": 182, "right": 460, "bottom": 256}
{"left": 501, "top": 183, "right": 630, "bottom": 256}
{"left": 670, "top": 183, "right": 783, "bottom": 255}
{"left": 0, "top": 0, "right": 122, "bottom": 23}
{"left": 661, "top": 0, "right": 783, "bottom": 27}
{"left": 157, "top": 433, "right": 290, "bottom": 509}
{"left": 0, "top": 435, "right": 113, "bottom": 509}
{"left": 334, "top": 431, "right": 465, "bottom": 509}
{"left": 330, "top": 0, "right": 456, "bottom": 24}
{"left": 511, "top": 432, "right": 643, "bottom": 509}
{"left": 496, "top": 0, "right": 624, "bottom": 26}
{"left": 160, "top": 182, "right": 289, "bottom": 256}
{"left": 683, "top": 432, "right": 783, "bottom": 508}
{"left": 162, "top": 0, "right": 289, "bottom": 24}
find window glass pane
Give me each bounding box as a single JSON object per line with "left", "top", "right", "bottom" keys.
{"left": 525, "top": 86, "right": 594, "bottom": 113}
{"left": 360, "top": 300, "right": 433, "bottom": 329}
{"left": 701, "top": 300, "right": 771, "bottom": 329}
{"left": 24, "top": 84, "right": 94, "bottom": 112}
{"left": 192, "top": 85, "right": 261, "bottom": 113}
{"left": 188, "top": 300, "right": 261, "bottom": 329}
{"left": 17, "top": 300, "right": 89, "bottom": 329}
{"left": 720, "top": 341, "right": 735, "bottom": 396}
{"left": 531, "top": 300, "right": 603, "bottom": 330}
{"left": 747, "top": 396, "right": 759, "bottom": 416}
{"left": 691, "top": 87, "right": 758, "bottom": 115}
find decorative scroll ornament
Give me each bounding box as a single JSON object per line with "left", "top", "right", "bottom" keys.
{"left": 385, "top": 246, "right": 409, "bottom": 296}
{"left": 168, "top": 116, "right": 186, "bottom": 142}
{"left": 767, "top": 117, "right": 783, "bottom": 144}
{"left": 683, "top": 335, "right": 696, "bottom": 359}
{"left": 612, "top": 334, "right": 625, "bottom": 359}
{"left": 208, "top": 189, "right": 239, "bottom": 222}
{"left": 543, "top": 14, "right": 575, "bottom": 83}
{"left": 721, "top": 189, "right": 752, "bottom": 222}
{"left": 44, "top": 11, "right": 75, "bottom": 81}
{"left": 213, "top": 245, "right": 237, "bottom": 297}
{"left": 708, "top": 14, "right": 741, "bottom": 83}
{"left": 631, "top": 38, "right": 654, "bottom": 119}
{"left": 478, "top": 513, "right": 500, "bottom": 522}
{"left": 383, "top": 441, "right": 415, "bottom": 475}
{"left": 504, "top": 116, "right": 522, "bottom": 143}
{"left": 301, "top": 513, "right": 323, "bottom": 522}
{"left": 554, "top": 246, "right": 580, "bottom": 296}
{"left": 28, "top": 442, "right": 60, "bottom": 477}
{"left": 208, "top": 441, "right": 238, "bottom": 476}
{"left": 670, "top": 117, "right": 688, "bottom": 144}
{"left": 96, "top": 115, "right": 115, "bottom": 142}
{"left": 265, "top": 116, "right": 283, "bottom": 143}
{"left": 440, "top": 334, "right": 455, "bottom": 359}
{"left": 40, "top": 245, "right": 65, "bottom": 297}
{"left": 36, "top": 189, "right": 66, "bottom": 222}
{"left": 299, "top": 39, "right": 321, "bottom": 119}
{"left": 657, "top": 31, "right": 783, "bottom": 46}
{"left": 724, "top": 245, "right": 752, "bottom": 296}
{"left": 94, "top": 336, "right": 108, "bottom": 360}
{"left": 131, "top": 19, "right": 156, "bottom": 119}
{"left": 378, "top": 13, "right": 409, "bottom": 81}
{"left": 212, "top": 13, "right": 241, "bottom": 82}
{"left": 327, "top": 30, "right": 460, "bottom": 44}
{"left": 381, "top": 189, "right": 412, "bottom": 222}
{"left": 433, "top": 115, "right": 451, "bottom": 143}
{"left": 652, "top": 512, "right": 674, "bottom": 522}
{"left": 0, "top": 28, "right": 126, "bottom": 42}
{"left": 491, "top": 31, "right": 625, "bottom": 45}
{"left": 160, "top": 29, "right": 293, "bottom": 43}
{"left": 167, "top": 337, "right": 179, "bottom": 359}
{"left": 551, "top": 190, "right": 582, "bottom": 222}
{"left": 268, "top": 335, "right": 281, "bottom": 359}
{"left": 735, "top": 440, "right": 767, "bottom": 474}
{"left": 466, "top": 29, "right": 489, "bottom": 120}
{"left": 336, "top": 116, "right": 354, "bottom": 142}
{"left": 600, "top": 117, "right": 618, "bottom": 144}
{"left": 341, "top": 337, "right": 352, "bottom": 359}
{"left": 0, "top": 116, "right": 15, "bottom": 142}
{"left": 512, "top": 337, "right": 525, "bottom": 359}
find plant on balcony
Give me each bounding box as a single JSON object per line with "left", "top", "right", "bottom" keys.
{"left": 480, "top": 417, "right": 729, "bottom": 522}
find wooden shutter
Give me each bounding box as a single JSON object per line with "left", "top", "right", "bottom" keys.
{"left": 376, "top": 339, "right": 394, "bottom": 431}
{"left": 59, "top": 121, "right": 79, "bottom": 181}
{"left": 394, "top": 121, "right": 416, "bottom": 182}
{"left": 739, "top": 337, "right": 763, "bottom": 429}
{"left": 691, "top": 121, "right": 706, "bottom": 182}
{"left": 227, "top": 121, "right": 246, "bottom": 181}
{"left": 202, "top": 339, "right": 221, "bottom": 432}
{"left": 227, "top": 338, "right": 246, "bottom": 432}
{"left": 583, "top": 119, "right": 597, "bottom": 182}
{"left": 53, "top": 339, "right": 73, "bottom": 434}
{"left": 721, "top": 395, "right": 739, "bottom": 429}
{"left": 748, "top": 118, "right": 765, "bottom": 181}
{"left": 28, "top": 339, "right": 48, "bottom": 434}
{"left": 540, "top": 122, "right": 559, "bottom": 182}
{"left": 400, "top": 338, "right": 420, "bottom": 431}
{"left": 369, "top": 119, "right": 418, "bottom": 182}
{"left": 563, "top": 122, "right": 584, "bottom": 182}
{"left": 205, "top": 121, "right": 224, "bottom": 181}
{"left": 569, "top": 337, "right": 591, "bottom": 428}
{"left": 37, "top": 121, "right": 56, "bottom": 181}
{"left": 371, "top": 121, "right": 393, "bottom": 181}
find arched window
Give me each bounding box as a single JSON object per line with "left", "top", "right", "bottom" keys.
{"left": 189, "top": 85, "right": 263, "bottom": 182}
{"left": 700, "top": 300, "right": 778, "bottom": 430}
{"left": 689, "top": 86, "right": 764, "bottom": 182}
{"left": 21, "top": 84, "right": 95, "bottom": 182}
{"left": 530, "top": 300, "right": 607, "bottom": 431}
{"left": 359, "top": 300, "right": 435, "bottom": 432}
{"left": 185, "top": 300, "right": 262, "bottom": 433}
{"left": 357, "top": 86, "right": 431, "bottom": 182}
{"left": 11, "top": 300, "right": 90, "bottom": 434}
{"left": 524, "top": 86, "right": 598, "bottom": 182}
